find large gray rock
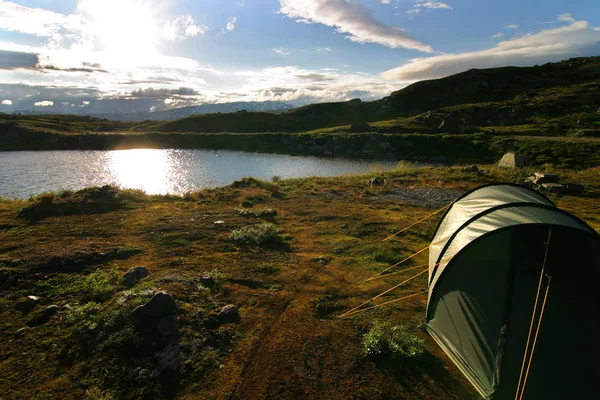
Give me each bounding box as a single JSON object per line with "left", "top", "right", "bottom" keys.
{"left": 132, "top": 291, "right": 177, "bottom": 322}
{"left": 498, "top": 152, "right": 529, "bottom": 168}
{"left": 123, "top": 266, "right": 148, "bottom": 287}
{"left": 154, "top": 343, "right": 182, "bottom": 375}
{"left": 157, "top": 315, "right": 179, "bottom": 337}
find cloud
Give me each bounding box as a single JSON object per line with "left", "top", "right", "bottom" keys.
{"left": 0, "top": 0, "right": 66, "bottom": 36}
{"left": 414, "top": 1, "right": 453, "bottom": 11}
{"left": 557, "top": 13, "right": 575, "bottom": 23}
{"left": 34, "top": 100, "right": 54, "bottom": 107}
{"left": 294, "top": 73, "right": 336, "bottom": 81}
{"left": 272, "top": 47, "right": 291, "bottom": 55}
{"left": 279, "top": 0, "right": 432, "bottom": 52}
{"left": 161, "top": 15, "right": 207, "bottom": 40}
{"left": 491, "top": 32, "right": 504, "bottom": 38}
{"left": 505, "top": 24, "right": 519, "bottom": 29}
{"left": 0, "top": 49, "right": 39, "bottom": 69}
{"left": 382, "top": 20, "right": 600, "bottom": 81}
{"left": 2, "top": 99, "right": 12, "bottom": 105}
{"left": 226, "top": 17, "right": 237, "bottom": 31}
{"left": 317, "top": 47, "right": 332, "bottom": 52}
{"left": 129, "top": 87, "right": 200, "bottom": 98}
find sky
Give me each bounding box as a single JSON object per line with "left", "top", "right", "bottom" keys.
{"left": 0, "top": 0, "right": 599, "bottom": 113}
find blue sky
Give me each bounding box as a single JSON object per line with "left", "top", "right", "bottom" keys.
{"left": 0, "top": 0, "right": 599, "bottom": 112}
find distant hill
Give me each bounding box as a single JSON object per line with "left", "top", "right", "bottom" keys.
{"left": 3, "top": 101, "right": 295, "bottom": 122}
{"left": 2, "top": 57, "right": 599, "bottom": 138}
{"left": 149, "top": 57, "right": 599, "bottom": 135}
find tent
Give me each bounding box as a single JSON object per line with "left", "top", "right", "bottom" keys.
{"left": 426, "top": 184, "right": 599, "bottom": 399}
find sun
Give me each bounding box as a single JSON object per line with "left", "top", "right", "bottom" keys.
{"left": 77, "top": 0, "right": 161, "bottom": 58}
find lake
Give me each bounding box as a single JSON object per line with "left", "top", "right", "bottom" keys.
{"left": 0, "top": 149, "right": 400, "bottom": 198}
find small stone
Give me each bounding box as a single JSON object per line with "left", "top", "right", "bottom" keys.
{"left": 368, "top": 177, "right": 386, "bottom": 187}
{"left": 16, "top": 296, "right": 40, "bottom": 312}
{"left": 498, "top": 152, "right": 529, "bottom": 168}
{"left": 26, "top": 305, "right": 59, "bottom": 326}
{"left": 200, "top": 274, "right": 214, "bottom": 288}
{"left": 564, "top": 183, "right": 585, "bottom": 196}
{"left": 217, "top": 304, "right": 240, "bottom": 324}
{"left": 170, "top": 258, "right": 184, "bottom": 267}
{"left": 533, "top": 172, "right": 560, "bottom": 184}
{"left": 214, "top": 220, "right": 225, "bottom": 225}
{"left": 541, "top": 183, "right": 567, "bottom": 193}
{"left": 15, "top": 327, "right": 27, "bottom": 337}
{"left": 123, "top": 266, "right": 148, "bottom": 287}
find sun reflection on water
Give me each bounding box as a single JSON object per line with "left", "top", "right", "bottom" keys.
{"left": 108, "top": 149, "right": 187, "bottom": 195}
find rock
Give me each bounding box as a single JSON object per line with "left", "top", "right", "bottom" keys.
{"left": 497, "top": 152, "right": 529, "bottom": 168}
{"left": 0, "top": 268, "right": 10, "bottom": 285}
{"left": 16, "top": 295, "right": 40, "bottom": 312}
{"left": 169, "top": 258, "right": 184, "bottom": 267}
{"left": 154, "top": 343, "right": 182, "bottom": 374}
{"left": 26, "top": 305, "right": 59, "bottom": 326}
{"left": 532, "top": 172, "right": 560, "bottom": 184}
{"left": 157, "top": 316, "right": 179, "bottom": 337}
{"left": 203, "top": 314, "right": 221, "bottom": 330}
{"left": 461, "top": 165, "right": 479, "bottom": 173}
{"left": 368, "top": 177, "right": 387, "bottom": 187}
{"left": 132, "top": 291, "right": 177, "bottom": 322}
{"left": 200, "top": 274, "right": 214, "bottom": 288}
{"left": 541, "top": 183, "right": 567, "bottom": 193}
{"left": 217, "top": 304, "right": 240, "bottom": 324}
{"left": 564, "top": 183, "right": 585, "bottom": 196}
{"left": 349, "top": 122, "right": 371, "bottom": 133}
{"left": 123, "top": 266, "right": 148, "bottom": 287}
{"left": 15, "top": 327, "right": 27, "bottom": 337}
{"left": 438, "top": 113, "right": 461, "bottom": 133}
{"left": 477, "top": 169, "right": 490, "bottom": 177}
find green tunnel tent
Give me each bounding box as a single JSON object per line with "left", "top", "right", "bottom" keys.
{"left": 425, "top": 184, "right": 599, "bottom": 399}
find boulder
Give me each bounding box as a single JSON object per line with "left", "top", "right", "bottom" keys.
{"left": 123, "top": 266, "right": 148, "bottom": 287}
{"left": 157, "top": 315, "right": 179, "bottom": 337}
{"left": 349, "top": 122, "right": 371, "bottom": 133}
{"left": 532, "top": 172, "right": 560, "bottom": 184}
{"left": 497, "top": 152, "right": 529, "bottom": 168}
{"left": 203, "top": 314, "right": 221, "bottom": 330}
{"left": 564, "top": 183, "right": 585, "bottom": 196}
{"left": 541, "top": 183, "right": 567, "bottom": 194}
{"left": 461, "top": 165, "right": 479, "bottom": 173}
{"left": 154, "top": 343, "right": 182, "bottom": 374}
{"left": 368, "top": 177, "right": 387, "bottom": 187}
{"left": 217, "top": 304, "right": 240, "bottom": 324}
{"left": 27, "top": 305, "right": 59, "bottom": 326}
{"left": 132, "top": 291, "right": 177, "bottom": 322}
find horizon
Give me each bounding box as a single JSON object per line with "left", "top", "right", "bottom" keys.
{"left": 0, "top": 0, "right": 599, "bottom": 115}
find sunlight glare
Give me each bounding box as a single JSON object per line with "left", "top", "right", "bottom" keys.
{"left": 108, "top": 149, "right": 178, "bottom": 195}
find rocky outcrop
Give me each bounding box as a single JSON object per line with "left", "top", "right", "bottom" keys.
{"left": 498, "top": 152, "right": 529, "bottom": 168}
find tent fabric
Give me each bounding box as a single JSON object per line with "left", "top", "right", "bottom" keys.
{"left": 425, "top": 184, "right": 599, "bottom": 399}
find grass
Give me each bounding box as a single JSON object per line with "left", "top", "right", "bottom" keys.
{"left": 0, "top": 164, "right": 598, "bottom": 399}
{"left": 363, "top": 322, "right": 426, "bottom": 362}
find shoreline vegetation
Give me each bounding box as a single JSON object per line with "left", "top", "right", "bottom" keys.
{"left": 1, "top": 56, "right": 599, "bottom": 168}
{"left": 1, "top": 165, "right": 598, "bottom": 399}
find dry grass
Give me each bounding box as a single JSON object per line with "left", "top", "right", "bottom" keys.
{"left": 0, "top": 165, "right": 597, "bottom": 399}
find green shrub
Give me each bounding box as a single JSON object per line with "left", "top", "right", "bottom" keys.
{"left": 236, "top": 208, "right": 277, "bottom": 218}
{"left": 363, "top": 323, "right": 425, "bottom": 361}
{"left": 229, "top": 223, "right": 284, "bottom": 246}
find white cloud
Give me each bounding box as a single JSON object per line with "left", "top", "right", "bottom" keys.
{"left": 1, "top": 99, "right": 12, "bottom": 105}
{"left": 415, "top": 1, "right": 452, "bottom": 10}
{"left": 317, "top": 47, "right": 332, "bottom": 52}
{"left": 279, "top": 0, "right": 432, "bottom": 52}
{"left": 491, "top": 32, "right": 504, "bottom": 38}
{"left": 557, "top": 13, "right": 575, "bottom": 23}
{"left": 0, "top": 0, "right": 66, "bottom": 36}
{"left": 82, "top": 100, "right": 90, "bottom": 105}
{"left": 505, "top": 24, "right": 519, "bottom": 29}
{"left": 161, "top": 15, "right": 207, "bottom": 41}
{"left": 226, "top": 16, "right": 237, "bottom": 31}
{"left": 34, "top": 100, "right": 54, "bottom": 106}
{"left": 273, "top": 47, "right": 291, "bottom": 55}
{"left": 382, "top": 20, "right": 600, "bottom": 81}
{"left": 380, "top": 0, "right": 392, "bottom": 4}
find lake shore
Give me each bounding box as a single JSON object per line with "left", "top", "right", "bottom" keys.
{"left": 1, "top": 165, "right": 598, "bottom": 399}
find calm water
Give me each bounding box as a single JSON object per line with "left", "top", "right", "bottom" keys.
{"left": 0, "top": 149, "right": 399, "bottom": 198}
